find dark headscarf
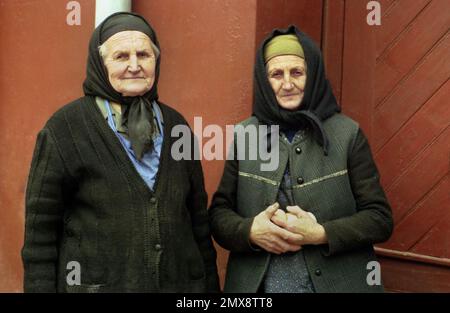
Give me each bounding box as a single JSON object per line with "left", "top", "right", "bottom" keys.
{"left": 253, "top": 25, "right": 340, "bottom": 155}
{"left": 83, "top": 12, "right": 161, "bottom": 160}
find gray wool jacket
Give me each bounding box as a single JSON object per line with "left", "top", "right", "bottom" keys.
{"left": 209, "top": 113, "right": 393, "bottom": 293}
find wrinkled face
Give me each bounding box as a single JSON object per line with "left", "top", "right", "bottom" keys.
{"left": 267, "top": 55, "right": 307, "bottom": 110}
{"left": 101, "top": 31, "right": 157, "bottom": 97}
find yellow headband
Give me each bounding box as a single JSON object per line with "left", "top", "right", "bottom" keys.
{"left": 264, "top": 34, "right": 304, "bottom": 63}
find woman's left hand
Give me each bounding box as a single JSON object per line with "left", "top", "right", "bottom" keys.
{"left": 271, "top": 206, "right": 328, "bottom": 245}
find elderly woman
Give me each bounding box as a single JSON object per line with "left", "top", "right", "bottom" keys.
{"left": 209, "top": 26, "right": 393, "bottom": 293}
{"left": 22, "top": 12, "right": 219, "bottom": 293}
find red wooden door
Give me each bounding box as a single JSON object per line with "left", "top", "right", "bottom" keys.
{"left": 374, "top": 0, "right": 450, "bottom": 292}
{"left": 323, "top": 0, "right": 450, "bottom": 292}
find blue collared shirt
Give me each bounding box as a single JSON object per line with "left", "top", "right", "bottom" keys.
{"left": 97, "top": 97, "right": 164, "bottom": 191}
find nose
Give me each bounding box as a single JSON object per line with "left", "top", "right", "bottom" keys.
{"left": 282, "top": 73, "right": 294, "bottom": 90}
{"left": 127, "top": 55, "right": 141, "bottom": 73}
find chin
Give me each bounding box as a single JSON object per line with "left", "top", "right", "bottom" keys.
{"left": 278, "top": 100, "right": 302, "bottom": 111}
{"left": 121, "top": 86, "right": 149, "bottom": 97}
{"left": 121, "top": 91, "right": 145, "bottom": 97}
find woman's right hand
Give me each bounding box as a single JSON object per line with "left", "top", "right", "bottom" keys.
{"left": 249, "top": 203, "right": 303, "bottom": 254}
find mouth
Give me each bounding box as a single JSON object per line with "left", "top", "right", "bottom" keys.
{"left": 281, "top": 93, "right": 300, "bottom": 98}
{"left": 122, "top": 77, "right": 145, "bottom": 80}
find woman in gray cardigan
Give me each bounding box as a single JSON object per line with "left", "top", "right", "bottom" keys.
{"left": 209, "top": 26, "right": 393, "bottom": 293}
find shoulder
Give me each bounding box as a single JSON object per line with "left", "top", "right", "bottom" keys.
{"left": 323, "top": 113, "right": 363, "bottom": 156}
{"left": 323, "top": 113, "right": 360, "bottom": 140}
{"left": 324, "top": 113, "right": 359, "bottom": 130}
{"left": 44, "top": 96, "right": 92, "bottom": 130}
{"left": 157, "top": 101, "right": 190, "bottom": 127}
{"left": 236, "top": 116, "right": 259, "bottom": 127}
{"left": 39, "top": 96, "right": 96, "bottom": 149}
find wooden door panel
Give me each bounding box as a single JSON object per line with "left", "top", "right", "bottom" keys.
{"left": 375, "top": 0, "right": 449, "bottom": 105}
{"left": 380, "top": 257, "right": 450, "bottom": 292}
{"left": 378, "top": 0, "right": 397, "bottom": 10}
{"left": 373, "top": 32, "right": 450, "bottom": 152}
{"left": 412, "top": 208, "right": 450, "bottom": 258}
{"left": 322, "top": 0, "right": 345, "bottom": 103}
{"left": 384, "top": 127, "right": 449, "bottom": 224}
{"left": 326, "top": 0, "right": 450, "bottom": 290}
{"left": 381, "top": 175, "right": 449, "bottom": 252}
{"left": 376, "top": 0, "right": 431, "bottom": 56}
{"left": 375, "top": 80, "right": 450, "bottom": 189}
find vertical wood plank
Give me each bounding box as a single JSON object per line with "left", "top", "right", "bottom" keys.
{"left": 255, "top": 0, "right": 323, "bottom": 45}
{"left": 322, "top": 0, "right": 345, "bottom": 104}
{"left": 340, "top": 0, "right": 376, "bottom": 140}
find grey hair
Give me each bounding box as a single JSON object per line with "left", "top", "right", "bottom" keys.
{"left": 98, "top": 40, "right": 160, "bottom": 60}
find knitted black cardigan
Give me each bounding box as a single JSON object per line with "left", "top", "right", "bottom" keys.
{"left": 22, "top": 96, "right": 219, "bottom": 292}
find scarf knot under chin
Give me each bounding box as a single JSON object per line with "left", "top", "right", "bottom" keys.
{"left": 122, "top": 97, "right": 155, "bottom": 160}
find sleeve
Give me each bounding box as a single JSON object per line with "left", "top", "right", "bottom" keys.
{"left": 21, "top": 128, "right": 69, "bottom": 292}
{"left": 321, "top": 128, "right": 394, "bottom": 256}
{"left": 186, "top": 134, "right": 220, "bottom": 292}
{"left": 208, "top": 140, "right": 255, "bottom": 253}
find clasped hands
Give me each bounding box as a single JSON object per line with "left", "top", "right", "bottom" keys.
{"left": 249, "top": 202, "right": 327, "bottom": 254}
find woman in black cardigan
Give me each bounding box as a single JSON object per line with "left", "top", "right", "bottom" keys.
{"left": 22, "top": 12, "right": 219, "bottom": 293}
